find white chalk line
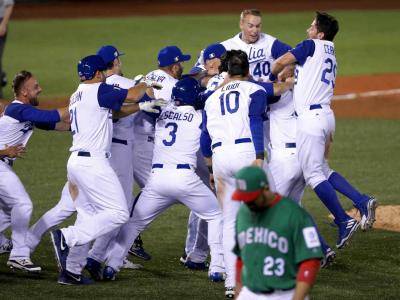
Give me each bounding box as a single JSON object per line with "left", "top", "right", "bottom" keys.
{"left": 333, "top": 88, "right": 400, "bottom": 101}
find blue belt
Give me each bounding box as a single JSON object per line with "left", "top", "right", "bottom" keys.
{"left": 285, "top": 143, "right": 296, "bottom": 148}
{"left": 310, "top": 104, "right": 322, "bottom": 110}
{"left": 77, "top": 151, "right": 111, "bottom": 158}
{"left": 0, "top": 158, "right": 13, "bottom": 166}
{"left": 212, "top": 138, "right": 252, "bottom": 150}
{"left": 112, "top": 138, "right": 128, "bottom": 145}
{"left": 152, "top": 163, "right": 191, "bottom": 169}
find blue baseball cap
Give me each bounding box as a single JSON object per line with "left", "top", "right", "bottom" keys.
{"left": 96, "top": 45, "right": 124, "bottom": 65}
{"left": 77, "top": 55, "right": 107, "bottom": 81}
{"left": 203, "top": 43, "right": 226, "bottom": 62}
{"left": 158, "top": 46, "right": 191, "bottom": 67}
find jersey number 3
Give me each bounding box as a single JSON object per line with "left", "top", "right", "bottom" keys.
{"left": 263, "top": 256, "right": 285, "bottom": 277}
{"left": 162, "top": 122, "right": 178, "bottom": 146}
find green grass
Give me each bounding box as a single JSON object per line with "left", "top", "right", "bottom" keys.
{"left": 0, "top": 119, "right": 399, "bottom": 299}
{"left": 3, "top": 10, "right": 400, "bottom": 100}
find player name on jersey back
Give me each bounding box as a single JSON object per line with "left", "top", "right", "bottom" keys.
{"left": 158, "top": 110, "right": 194, "bottom": 122}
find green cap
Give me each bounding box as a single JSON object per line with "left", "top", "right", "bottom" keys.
{"left": 232, "top": 166, "right": 268, "bottom": 202}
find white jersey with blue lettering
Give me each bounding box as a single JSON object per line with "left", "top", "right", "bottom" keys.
{"left": 205, "top": 72, "right": 227, "bottom": 93}
{"left": 293, "top": 39, "right": 337, "bottom": 113}
{"left": 221, "top": 33, "right": 278, "bottom": 81}
{"left": 69, "top": 82, "right": 113, "bottom": 153}
{"left": 106, "top": 74, "right": 136, "bottom": 141}
{"left": 0, "top": 100, "right": 33, "bottom": 151}
{"left": 204, "top": 80, "right": 265, "bottom": 146}
{"left": 152, "top": 103, "right": 202, "bottom": 167}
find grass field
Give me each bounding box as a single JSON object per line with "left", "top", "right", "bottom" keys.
{"left": 1, "top": 120, "right": 399, "bottom": 299}
{"left": 1, "top": 8, "right": 400, "bottom": 300}
{"left": 3, "top": 10, "right": 400, "bottom": 100}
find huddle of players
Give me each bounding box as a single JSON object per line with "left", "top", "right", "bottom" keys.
{"left": 0, "top": 8, "right": 378, "bottom": 300}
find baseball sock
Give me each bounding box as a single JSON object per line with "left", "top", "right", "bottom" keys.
{"left": 314, "top": 180, "right": 348, "bottom": 223}
{"left": 328, "top": 172, "right": 367, "bottom": 207}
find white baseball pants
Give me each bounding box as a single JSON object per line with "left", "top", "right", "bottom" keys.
{"left": 0, "top": 161, "right": 33, "bottom": 259}
{"left": 212, "top": 144, "right": 256, "bottom": 288}
{"left": 62, "top": 152, "right": 129, "bottom": 247}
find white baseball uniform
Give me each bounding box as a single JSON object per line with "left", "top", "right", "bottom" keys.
{"left": 291, "top": 39, "right": 337, "bottom": 188}
{"left": 61, "top": 81, "right": 130, "bottom": 248}
{"left": 201, "top": 80, "right": 267, "bottom": 288}
{"left": 105, "top": 103, "right": 224, "bottom": 274}
{"left": 0, "top": 101, "right": 60, "bottom": 260}
{"left": 263, "top": 90, "right": 306, "bottom": 203}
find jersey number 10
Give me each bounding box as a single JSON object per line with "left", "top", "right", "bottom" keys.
{"left": 219, "top": 91, "right": 240, "bottom": 115}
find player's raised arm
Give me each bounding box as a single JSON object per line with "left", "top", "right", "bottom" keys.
{"left": 270, "top": 52, "right": 297, "bottom": 80}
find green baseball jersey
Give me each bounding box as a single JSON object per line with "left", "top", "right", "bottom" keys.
{"left": 234, "top": 196, "right": 323, "bottom": 292}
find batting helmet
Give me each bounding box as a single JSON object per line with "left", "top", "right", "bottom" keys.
{"left": 77, "top": 55, "right": 107, "bottom": 81}
{"left": 171, "top": 77, "right": 201, "bottom": 107}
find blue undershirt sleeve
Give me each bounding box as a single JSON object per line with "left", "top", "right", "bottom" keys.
{"left": 5, "top": 103, "right": 61, "bottom": 123}
{"left": 249, "top": 89, "right": 267, "bottom": 156}
{"left": 271, "top": 39, "right": 292, "bottom": 59}
{"left": 200, "top": 110, "right": 212, "bottom": 158}
{"left": 290, "top": 40, "right": 315, "bottom": 66}
{"left": 97, "top": 83, "right": 128, "bottom": 111}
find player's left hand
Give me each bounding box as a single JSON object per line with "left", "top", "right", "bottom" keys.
{"left": 139, "top": 99, "right": 168, "bottom": 113}
{"left": 3, "top": 144, "right": 26, "bottom": 158}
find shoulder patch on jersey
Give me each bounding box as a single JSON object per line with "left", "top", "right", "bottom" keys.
{"left": 302, "top": 227, "right": 321, "bottom": 248}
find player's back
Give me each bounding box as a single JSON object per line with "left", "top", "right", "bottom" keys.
{"left": 205, "top": 80, "right": 263, "bottom": 147}
{"left": 294, "top": 39, "right": 337, "bottom": 113}
{"left": 69, "top": 82, "right": 113, "bottom": 153}
{"left": 153, "top": 103, "right": 202, "bottom": 167}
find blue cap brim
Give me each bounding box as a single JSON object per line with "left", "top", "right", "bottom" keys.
{"left": 179, "top": 54, "right": 191, "bottom": 62}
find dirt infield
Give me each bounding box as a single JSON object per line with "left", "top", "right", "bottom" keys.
{"left": 6, "top": 0, "right": 400, "bottom": 118}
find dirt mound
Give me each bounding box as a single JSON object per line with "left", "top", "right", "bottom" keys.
{"left": 329, "top": 205, "right": 400, "bottom": 232}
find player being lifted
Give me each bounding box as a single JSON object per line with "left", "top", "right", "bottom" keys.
{"left": 270, "top": 12, "right": 377, "bottom": 249}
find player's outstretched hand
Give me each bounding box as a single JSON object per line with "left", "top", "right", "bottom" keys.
{"left": 2, "top": 144, "right": 26, "bottom": 158}
{"left": 139, "top": 99, "right": 168, "bottom": 113}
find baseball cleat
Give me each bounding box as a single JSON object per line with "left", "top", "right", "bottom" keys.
{"left": 209, "top": 271, "right": 226, "bottom": 282}
{"left": 122, "top": 258, "right": 143, "bottom": 270}
{"left": 357, "top": 196, "right": 378, "bottom": 231}
{"left": 179, "top": 252, "right": 187, "bottom": 265}
{"left": 128, "top": 238, "right": 152, "bottom": 261}
{"left": 336, "top": 218, "right": 360, "bottom": 249}
{"left": 85, "top": 257, "right": 103, "bottom": 281}
{"left": 184, "top": 259, "right": 209, "bottom": 271}
{"left": 58, "top": 270, "right": 93, "bottom": 285}
{"left": 50, "top": 229, "right": 69, "bottom": 271}
{"left": 0, "top": 239, "right": 12, "bottom": 254}
{"left": 320, "top": 247, "right": 336, "bottom": 268}
{"left": 103, "top": 266, "right": 116, "bottom": 281}
{"left": 225, "top": 287, "right": 235, "bottom": 298}
{"left": 7, "top": 258, "right": 41, "bottom": 273}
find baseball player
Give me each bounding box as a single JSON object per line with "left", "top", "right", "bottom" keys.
{"left": 180, "top": 43, "right": 228, "bottom": 272}
{"left": 100, "top": 77, "right": 224, "bottom": 281}
{"left": 49, "top": 54, "right": 165, "bottom": 284}
{"left": 270, "top": 12, "right": 377, "bottom": 249}
{"left": 200, "top": 50, "right": 294, "bottom": 297}
{"left": 127, "top": 45, "right": 192, "bottom": 261}
{"left": 0, "top": 70, "right": 69, "bottom": 272}
{"left": 232, "top": 166, "right": 323, "bottom": 300}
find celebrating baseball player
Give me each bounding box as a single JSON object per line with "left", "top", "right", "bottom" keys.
{"left": 0, "top": 70, "right": 69, "bottom": 273}
{"left": 270, "top": 12, "right": 377, "bottom": 250}
{"left": 100, "top": 77, "right": 225, "bottom": 281}
{"left": 200, "top": 50, "right": 294, "bottom": 298}
{"left": 232, "top": 166, "right": 323, "bottom": 300}
{"left": 49, "top": 54, "right": 166, "bottom": 284}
